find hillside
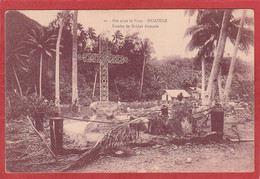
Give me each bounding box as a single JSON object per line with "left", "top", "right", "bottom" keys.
{"left": 5, "top": 10, "right": 42, "bottom": 45}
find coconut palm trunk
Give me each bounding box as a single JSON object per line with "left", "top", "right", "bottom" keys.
{"left": 72, "top": 10, "right": 79, "bottom": 105}
{"left": 205, "top": 9, "right": 232, "bottom": 105}
{"left": 224, "top": 10, "right": 247, "bottom": 105}
{"left": 140, "top": 52, "right": 145, "bottom": 97}
{"left": 39, "top": 52, "right": 43, "bottom": 98}
{"left": 201, "top": 58, "right": 205, "bottom": 105}
{"left": 12, "top": 63, "right": 23, "bottom": 96}
{"left": 55, "top": 13, "right": 66, "bottom": 108}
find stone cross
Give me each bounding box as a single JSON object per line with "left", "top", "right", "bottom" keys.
{"left": 78, "top": 37, "right": 128, "bottom": 101}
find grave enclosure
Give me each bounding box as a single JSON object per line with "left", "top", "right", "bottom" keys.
{"left": 48, "top": 102, "right": 225, "bottom": 156}
{"left": 43, "top": 36, "right": 225, "bottom": 157}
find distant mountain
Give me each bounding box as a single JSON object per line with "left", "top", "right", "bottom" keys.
{"left": 5, "top": 10, "right": 42, "bottom": 45}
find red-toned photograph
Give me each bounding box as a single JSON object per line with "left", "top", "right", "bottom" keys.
{"left": 0, "top": 0, "right": 259, "bottom": 178}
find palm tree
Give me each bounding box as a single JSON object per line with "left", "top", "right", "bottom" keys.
{"left": 185, "top": 9, "right": 254, "bottom": 105}
{"left": 112, "top": 30, "right": 123, "bottom": 52}
{"left": 55, "top": 10, "right": 69, "bottom": 108}
{"left": 206, "top": 9, "right": 232, "bottom": 105}
{"left": 78, "top": 27, "right": 97, "bottom": 53}
{"left": 224, "top": 10, "right": 248, "bottom": 104}
{"left": 86, "top": 27, "right": 97, "bottom": 40}
{"left": 6, "top": 42, "right": 29, "bottom": 96}
{"left": 72, "top": 10, "right": 79, "bottom": 106}
{"left": 137, "top": 38, "right": 154, "bottom": 97}
{"left": 86, "top": 27, "right": 97, "bottom": 51}
{"left": 25, "top": 28, "right": 56, "bottom": 98}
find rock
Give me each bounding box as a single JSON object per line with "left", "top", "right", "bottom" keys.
{"left": 152, "top": 144, "right": 161, "bottom": 148}
{"left": 72, "top": 101, "right": 121, "bottom": 144}
{"left": 126, "top": 107, "right": 131, "bottom": 113}
{"left": 175, "top": 158, "right": 183, "bottom": 165}
{"left": 114, "top": 150, "right": 124, "bottom": 155}
{"left": 63, "top": 120, "right": 90, "bottom": 146}
{"left": 90, "top": 101, "right": 119, "bottom": 119}
{"left": 186, "top": 157, "right": 192, "bottom": 163}
{"left": 111, "top": 145, "right": 133, "bottom": 157}
{"left": 135, "top": 151, "right": 141, "bottom": 155}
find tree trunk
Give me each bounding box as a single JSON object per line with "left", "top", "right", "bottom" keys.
{"left": 224, "top": 10, "right": 247, "bottom": 105}
{"left": 205, "top": 10, "right": 232, "bottom": 105}
{"left": 92, "top": 70, "right": 97, "bottom": 98}
{"left": 201, "top": 58, "right": 205, "bottom": 105}
{"left": 114, "top": 79, "right": 120, "bottom": 99}
{"left": 55, "top": 12, "right": 65, "bottom": 109}
{"left": 34, "top": 83, "right": 38, "bottom": 95}
{"left": 140, "top": 53, "right": 146, "bottom": 97}
{"left": 12, "top": 64, "right": 23, "bottom": 96}
{"left": 218, "top": 67, "right": 224, "bottom": 103}
{"left": 72, "top": 10, "right": 79, "bottom": 105}
{"left": 39, "top": 52, "right": 43, "bottom": 98}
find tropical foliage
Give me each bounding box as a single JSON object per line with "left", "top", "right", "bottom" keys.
{"left": 185, "top": 9, "right": 254, "bottom": 105}
{"left": 185, "top": 9, "right": 253, "bottom": 61}
{"left": 5, "top": 10, "right": 254, "bottom": 120}
{"left": 24, "top": 28, "right": 56, "bottom": 97}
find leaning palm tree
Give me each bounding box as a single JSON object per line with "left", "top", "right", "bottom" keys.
{"left": 206, "top": 9, "right": 232, "bottom": 104}
{"left": 185, "top": 9, "right": 254, "bottom": 105}
{"left": 137, "top": 38, "right": 154, "bottom": 97}
{"left": 25, "top": 28, "right": 56, "bottom": 98}
{"left": 224, "top": 10, "right": 249, "bottom": 105}
{"left": 6, "top": 42, "right": 29, "bottom": 96}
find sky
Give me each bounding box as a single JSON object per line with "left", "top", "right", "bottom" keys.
{"left": 19, "top": 9, "right": 254, "bottom": 63}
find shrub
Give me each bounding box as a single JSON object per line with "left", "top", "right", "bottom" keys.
{"left": 171, "top": 101, "right": 193, "bottom": 120}
{"left": 169, "top": 101, "right": 197, "bottom": 135}
{"left": 148, "top": 112, "right": 167, "bottom": 135}
{"left": 7, "top": 92, "right": 59, "bottom": 120}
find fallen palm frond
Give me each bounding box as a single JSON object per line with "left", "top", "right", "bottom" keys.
{"left": 60, "top": 117, "right": 143, "bottom": 172}
{"left": 22, "top": 115, "right": 57, "bottom": 159}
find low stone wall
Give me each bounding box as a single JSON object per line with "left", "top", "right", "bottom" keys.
{"left": 121, "top": 101, "right": 159, "bottom": 110}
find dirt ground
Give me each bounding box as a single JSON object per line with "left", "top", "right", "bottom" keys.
{"left": 67, "top": 104, "right": 256, "bottom": 173}
{"left": 5, "top": 104, "right": 255, "bottom": 173}
{"left": 73, "top": 141, "right": 254, "bottom": 173}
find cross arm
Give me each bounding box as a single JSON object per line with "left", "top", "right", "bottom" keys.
{"left": 106, "top": 54, "right": 128, "bottom": 64}
{"left": 78, "top": 53, "right": 102, "bottom": 63}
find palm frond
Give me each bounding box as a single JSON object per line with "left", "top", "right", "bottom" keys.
{"left": 44, "top": 49, "right": 53, "bottom": 57}
{"left": 26, "top": 33, "right": 37, "bottom": 41}
{"left": 184, "top": 25, "right": 210, "bottom": 37}
{"left": 231, "top": 16, "right": 254, "bottom": 27}
{"left": 185, "top": 9, "right": 254, "bottom": 58}
{"left": 228, "top": 23, "right": 254, "bottom": 54}
{"left": 184, "top": 9, "right": 197, "bottom": 17}
{"left": 29, "top": 49, "right": 37, "bottom": 55}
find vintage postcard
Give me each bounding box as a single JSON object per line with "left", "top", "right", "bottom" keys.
{"left": 1, "top": 3, "right": 259, "bottom": 179}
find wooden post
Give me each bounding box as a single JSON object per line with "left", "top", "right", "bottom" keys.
{"left": 92, "top": 70, "right": 97, "bottom": 98}
{"left": 50, "top": 117, "right": 64, "bottom": 155}
{"left": 35, "top": 113, "right": 44, "bottom": 132}
{"left": 211, "top": 106, "right": 224, "bottom": 138}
